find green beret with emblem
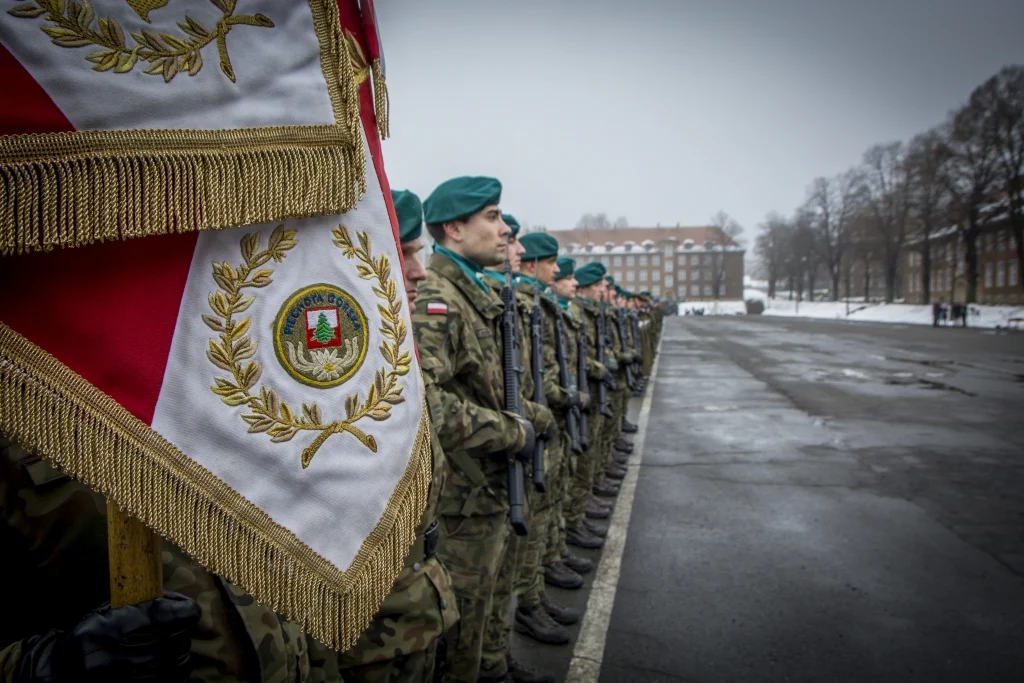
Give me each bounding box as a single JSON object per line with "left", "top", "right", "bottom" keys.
{"left": 501, "top": 213, "right": 521, "bottom": 238}
{"left": 519, "top": 232, "right": 559, "bottom": 261}
{"left": 574, "top": 262, "right": 606, "bottom": 287}
{"left": 605, "top": 274, "right": 615, "bottom": 286}
{"left": 555, "top": 257, "right": 575, "bottom": 281}
{"left": 423, "top": 176, "right": 502, "bottom": 224}
{"left": 391, "top": 189, "right": 422, "bottom": 244}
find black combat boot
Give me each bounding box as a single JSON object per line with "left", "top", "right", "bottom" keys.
{"left": 543, "top": 561, "right": 583, "bottom": 589}
{"left": 593, "top": 479, "right": 619, "bottom": 498}
{"left": 605, "top": 463, "right": 627, "bottom": 479}
{"left": 613, "top": 451, "right": 630, "bottom": 464}
{"left": 507, "top": 655, "right": 555, "bottom": 683}
{"left": 514, "top": 603, "right": 571, "bottom": 645}
{"left": 567, "top": 525, "right": 604, "bottom": 549}
{"left": 541, "top": 593, "right": 581, "bottom": 625}
{"left": 585, "top": 499, "right": 611, "bottom": 519}
{"left": 563, "top": 552, "right": 594, "bottom": 574}
{"left": 583, "top": 518, "right": 608, "bottom": 538}
{"left": 621, "top": 419, "right": 639, "bottom": 433}
{"left": 614, "top": 438, "right": 634, "bottom": 453}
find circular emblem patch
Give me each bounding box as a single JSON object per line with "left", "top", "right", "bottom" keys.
{"left": 273, "top": 283, "right": 369, "bottom": 389}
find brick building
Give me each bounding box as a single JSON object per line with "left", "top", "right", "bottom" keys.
{"left": 549, "top": 226, "right": 745, "bottom": 301}
{"left": 902, "top": 222, "right": 1022, "bottom": 305}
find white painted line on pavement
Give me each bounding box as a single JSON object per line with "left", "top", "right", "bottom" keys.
{"left": 565, "top": 338, "right": 663, "bottom": 682}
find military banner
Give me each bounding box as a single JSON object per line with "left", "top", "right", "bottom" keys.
{"left": 0, "top": 0, "right": 430, "bottom": 650}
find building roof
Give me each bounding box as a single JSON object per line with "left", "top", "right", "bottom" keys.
{"left": 549, "top": 225, "right": 737, "bottom": 248}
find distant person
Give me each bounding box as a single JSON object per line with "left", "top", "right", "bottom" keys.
{"left": 932, "top": 301, "right": 943, "bottom": 327}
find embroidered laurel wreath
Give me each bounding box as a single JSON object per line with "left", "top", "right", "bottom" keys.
{"left": 205, "top": 225, "right": 411, "bottom": 468}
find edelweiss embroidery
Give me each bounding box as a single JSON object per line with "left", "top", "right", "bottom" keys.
{"left": 7, "top": 0, "right": 275, "bottom": 82}
{"left": 205, "top": 224, "right": 411, "bottom": 469}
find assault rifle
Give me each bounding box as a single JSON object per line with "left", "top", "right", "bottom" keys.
{"left": 528, "top": 282, "right": 547, "bottom": 493}
{"left": 575, "top": 309, "right": 590, "bottom": 450}
{"left": 631, "top": 309, "right": 644, "bottom": 379}
{"left": 499, "top": 249, "right": 531, "bottom": 536}
{"left": 553, "top": 299, "right": 583, "bottom": 455}
{"left": 595, "top": 303, "right": 615, "bottom": 418}
{"left": 614, "top": 308, "right": 638, "bottom": 392}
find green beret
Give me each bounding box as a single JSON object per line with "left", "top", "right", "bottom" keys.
{"left": 555, "top": 257, "right": 575, "bottom": 281}
{"left": 640, "top": 290, "right": 651, "bottom": 297}
{"left": 423, "top": 176, "right": 502, "bottom": 224}
{"left": 574, "top": 262, "right": 606, "bottom": 288}
{"left": 605, "top": 275, "right": 615, "bottom": 286}
{"left": 501, "top": 213, "right": 521, "bottom": 238}
{"left": 391, "top": 189, "right": 422, "bottom": 244}
{"left": 519, "top": 232, "right": 559, "bottom": 261}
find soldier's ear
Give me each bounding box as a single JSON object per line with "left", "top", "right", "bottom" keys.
{"left": 442, "top": 220, "right": 463, "bottom": 244}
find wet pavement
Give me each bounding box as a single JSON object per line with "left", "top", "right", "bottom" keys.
{"left": 514, "top": 315, "right": 1024, "bottom": 683}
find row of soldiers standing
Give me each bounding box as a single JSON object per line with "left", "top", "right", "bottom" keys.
{"left": 0, "top": 174, "right": 661, "bottom": 683}
{"left": 405, "top": 175, "right": 662, "bottom": 683}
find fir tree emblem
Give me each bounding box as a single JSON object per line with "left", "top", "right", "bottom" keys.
{"left": 312, "top": 312, "right": 335, "bottom": 345}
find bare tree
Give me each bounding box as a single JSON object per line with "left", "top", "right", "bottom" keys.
{"left": 754, "top": 213, "right": 790, "bottom": 298}
{"left": 613, "top": 216, "right": 630, "bottom": 229}
{"left": 575, "top": 213, "right": 612, "bottom": 230}
{"left": 804, "top": 169, "right": 864, "bottom": 300}
{"left": 904, "top": 129, "right": 951, "bottom": 304}
{"left": 708, "top": 211, "right": 744, "bottom": 299}
{"left": 862, "top": 142, "right": 915, "bottom": 302}
{"left": 943, "top": 97, "right": 1000, "bottom": 303}
{"left": 972, "top": 66, "right": 1024, "bottom": 291}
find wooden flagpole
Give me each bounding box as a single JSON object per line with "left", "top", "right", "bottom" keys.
{"left": 107, "top": 501, "right": 163, "bottom": 608}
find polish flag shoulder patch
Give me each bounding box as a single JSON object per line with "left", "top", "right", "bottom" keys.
{"left": 426, "top": 303, "right": 449, "bottom": 316}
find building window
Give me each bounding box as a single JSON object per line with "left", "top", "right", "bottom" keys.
{"left": 613, "top": 256, "right": 622, "bottom": 267}
{"left": 664, "top": 245, "right": 673, "bottom": 258}
{"left": 653, "top": 270, "right": 661, "bottom": 282}
{"left": 677, "top": 254, "right": 686, "bottom": 265}
{"left": 998, "top": 231, "right": 1007, "bottom": 252}
{"left": 665, "top": 275, "right": 673, "bottom": 287}
{"left": 690, "top": 255, "right": 699, "bottom": 266}
{"left": 652, "top": 285, "right": 661, "bottom": 296}
{"left": 702, "top": 255, "right": 712, "bottom": 265}
{"left": 997, "top": 261, "right": 1006, "bottom": 287}
{"left": 984, "top": 263, "right": 993, "bottom": 288}
{"left": 652, "top": 255, "right": 661, "bottom": 266}
{"left": 626, "top": 270, "right": 635, "bottom": 282}
{"left": 639, "top": 255, "right": 648, "bottom": 266}
{"left": 1010, "top": 261, "right": 1019, "bottom": 287}
{"left": 626, "top": 256, "right": 635, "bottom": 267}
{"left": 615, "top": 271, "right": 623, "bottom": 281}
{"left": 664, "top": 260, "right": 672, "bottom": 272}
{"left": 704, "top": 285, "right": 712, "bottom": 297}
{"left": 690, "top": 284, "right": 699, "bottom": 297}
{"left": 640, "top": 270, "right": 648, "bottom": 282}
{"left": 704, "top": 270, "right": 711, "bottom": 281}
{"left": 690, "top": 270, "right": 698, "bottom": 281}
{"left": 985, "top": 234, "right": 992, "bottom": 253}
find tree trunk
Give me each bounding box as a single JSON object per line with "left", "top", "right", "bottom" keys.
{"left": 831, "top": 265, "right": 840, "bottom": 301}
{"left": 885, "top": 254, "right": 898, "bottom": 303}
{"left": 1014, "top": 224, "right": 1024, "bottom": 293}
{"left": 863, "top": 260, "right": 871, "bottom": 302}
{"left": 922, "top": 243, "right": 932, "bottom": 305}
{"left": 964, "top": 227, "right": 979, "bottom": 304}
{"left": 788, "top": 276, "right": 794, "bottom": 300}
{"left": 808, "top": 269, "right": 817, "bottom": 302}
{"left": 768, "top": 272, "right": 777, "bottom": 298}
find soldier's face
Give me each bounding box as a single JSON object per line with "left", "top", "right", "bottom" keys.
{"left": 536, "top": 256, "right": 559, "bottom": 285}
{"left": 552, "top": 276, "right": 578, "bottom": 299}
{"left": 508, "top": 236, "right": 525, "bottom": 272}
{"left": 577, "top": 283, "right": 601, "bottom": 299}
{"left": 448, "top": 205, "right": 508, "bottom": 267}
{"left": 401, "top": 238, "right": 427, "bottom": 312}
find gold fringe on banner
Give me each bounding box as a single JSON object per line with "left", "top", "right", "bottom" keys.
{"left": 371, "top": 59, "right": 390, "bottom": 140}
{"left": 0, "top": 322, "right": 432, "bottom": 651}
{"left": 0, "top": 125, "right": 362, "bottom": 257}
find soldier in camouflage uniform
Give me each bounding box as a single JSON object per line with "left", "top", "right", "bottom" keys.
{"left": 546, "top": 258, "right": 596, "bottom": 579}
{"left": 337, "top": 189, "right": 459, "bottom": 683}
{"left": 476, "top": 216, "right": 562, "bottom": 683}
{"left": 564, "top": 264, "right": 615, "bottom": 550}
{"left": 0, "top": 434, "right": 332, "bottom": 683}
{"left": 411, "top": 178, "right": 544, "bottom": 683}
{"left": 510, "top": 233, "right": 584, "bottom": 652}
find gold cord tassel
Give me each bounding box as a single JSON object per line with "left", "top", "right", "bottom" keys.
{"left": 371, "top": 59, "right": 390, "bottom": 140}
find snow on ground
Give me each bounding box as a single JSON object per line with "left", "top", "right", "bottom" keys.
{"left": 679, "top": 290, "right": 1024, "bottom": 329}
{"left": 758, "top": 298, "right": 1024, "bottom": 329}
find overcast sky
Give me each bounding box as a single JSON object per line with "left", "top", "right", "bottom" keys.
{"left": 376, "top": 0, "right": 1024, "bottom": 238}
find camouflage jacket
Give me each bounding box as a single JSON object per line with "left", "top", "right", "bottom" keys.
{"left": 514, "top": 280, "right": 565, "bottom": 411}
{"left": 337, "top": 404, "right": 459, "bottom": 667}
{"left": 0, "top": 434, "right": 326, "bottom": 683}
{"left": 412, "top": 252, "right": 529, "bottom": 518}
{"left": 576, "top": 299, "right": 610, "bottom": 390}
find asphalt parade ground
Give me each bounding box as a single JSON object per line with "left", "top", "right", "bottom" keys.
{"left": 515, "top": 315, "right": 1024, "bottom": 683}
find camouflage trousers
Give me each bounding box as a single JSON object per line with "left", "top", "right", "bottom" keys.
{"left": 339, "top": 648, "right": 435, "bottom": 683}
{"left": 565, "top": 410, "right": 606, "bottom": 530}
{"left": 516, "top": 437, "right": 566, "bottom": 607}
{"left": 479, "top": 521, "right": 525, "bottom": 679}
{"left": 594, "top": 387, "right": 628, "bottom": 484}
{"left": 437, "top": 513, "right": 509, "bottom": 683}
{"left": 544, "top": 424, "right": 573, "bottom": 566}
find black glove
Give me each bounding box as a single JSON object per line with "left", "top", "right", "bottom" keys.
{"left": 16, "top": 591, "right": 201, "bottom": 683}
{"left": 515, "top": 416, "right": 536, "bottom": 463}
{"left": 602, "top": 370, "right": 616, "bottom": 388}
{"left": 566, "top": 387, "right": 580, "bottom": 410}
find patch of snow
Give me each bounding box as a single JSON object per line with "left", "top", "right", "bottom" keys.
{"left": 760, "top": 299, "right": 1024, "bottom": 330}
